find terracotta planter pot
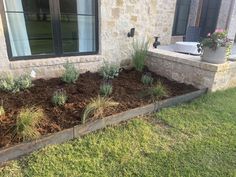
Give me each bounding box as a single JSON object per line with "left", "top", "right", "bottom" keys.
{"left": 202, "top": 47, "right": 226, "bottom": 64}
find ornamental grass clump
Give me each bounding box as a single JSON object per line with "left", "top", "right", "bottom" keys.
{"left": 141, "top": 73, "right": 154, "bottom": 86}
{"left": 62, "top": 62, "right": 79, "bottom": 84}
{"left": 100, "top": 83, "right": 113, "bottom": 97}
{"left": 142, "top": 82, "right": 168, "bottom": 101}
{"left": 150, "top": 83, "right": 168, "bottom": 100}
{"left": 52, "top": 90, "right": 68, "bottom": 106}
{"left": 82, "top": 96, "right": 119, "bottom": 124}
{"left": 16, "top": 107, "right": 44, "bottom": 141}
{"left": 132, "top": 40, "right": 149, "bottom": 72}
{"left": 100, "top": 62, "right": 120, "bottom": 80}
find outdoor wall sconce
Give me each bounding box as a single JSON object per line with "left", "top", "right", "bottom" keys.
{"left": 153, "top": 36, "right": 161, "bottom": 48}
{"left": 128, "top": 28, "right": 135, "bottom": 37}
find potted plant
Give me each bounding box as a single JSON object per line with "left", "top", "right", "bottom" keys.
{"left": 198, "top": 29, "right": 232, "bottom": 64}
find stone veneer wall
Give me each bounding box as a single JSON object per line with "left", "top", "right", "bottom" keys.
{"left": 100, "top": 0, "right": 177, "bottom": 65}
{"left": 0, "top": 0, "right": 177, "bottom": 78}
{"left": 146, "top": 49, "right": 236, "bottom": 92}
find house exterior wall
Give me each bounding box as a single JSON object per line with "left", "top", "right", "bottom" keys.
{"left": 0, "top": 0, "right": 176, "bottom": 78}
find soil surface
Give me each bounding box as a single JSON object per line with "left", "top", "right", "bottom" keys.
{"left": 0, "top": 68, "right": 197, "bottom": 148}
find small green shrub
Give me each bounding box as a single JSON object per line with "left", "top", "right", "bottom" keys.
{"left": 16, "top": 107, "right": 44, "bottom": 141}
{"left": 0, "top": 74, "right": 18, "bottom": 93}
{"left": 62, "top": 62, "right": 79, "bottom": 84}
{"left": 0, "top": 74, "right": 33, "bottom": 93}
{"left": 142, "top": 82, "right": 168, "bottom": 101}
{"left": 132, "top": 40, "right": 149, "bottom": 72}
{"left": 52, "top": 90, "right": 68, "bottom": 106}
{"left": 100, "top": 62, "right": 120, "bottom": 80}
{"left": 16, "top": 75, "right": 33, "bottom": 90}
{"left": 141, "top": 74, "right": 154, "bottom": 85}
{"left": 82, "top": 96, "right": 119, "bottom": 124}
{"left": 0, "top": 106, "right": 5, "bottom": 116}
{"left": 100, "top": 83, "right": 113, "bottom": 97}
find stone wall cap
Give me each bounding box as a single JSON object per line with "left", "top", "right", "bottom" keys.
{"left": 148, "top": 49, "right": 233, "bottom": 72}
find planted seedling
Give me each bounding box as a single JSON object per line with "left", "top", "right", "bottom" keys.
{"left": 52, "top": 90, "right": 68, "bottom": 106}
{"left": 141, "top": 73, "right": 154, "bottom": 86}
{"left": 100, "top": 62, "right": 120, "bottom": 80}
{"left": 141, "top": 82, "right": 168, "bottom": 101}
{"left": 100, "top": 82, "right": 113, "bottom": 97}
{"left": 62, "top": 62, "right": 79, "bottom": 84}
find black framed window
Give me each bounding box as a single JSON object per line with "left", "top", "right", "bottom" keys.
{"left": 2, "top": 0, "right": 98, "bottom": 60}
{"left": 172, "top": 0, "right": 191, "bottom": 36}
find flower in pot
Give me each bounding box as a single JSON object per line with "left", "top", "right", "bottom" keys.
{"left": 197, "top": 29, "right": 232, "bottom": 64}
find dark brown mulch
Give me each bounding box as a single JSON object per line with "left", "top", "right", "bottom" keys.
{"left": 0, "top": 68, "right": 197, "bottom": 148}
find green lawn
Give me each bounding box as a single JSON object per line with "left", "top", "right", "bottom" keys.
{"left": 1, "top": 89, "right": 236, "bottom": 177}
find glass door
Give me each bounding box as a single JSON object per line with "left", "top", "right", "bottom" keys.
{"left": 200, "top": 0, "right": 222, "bottom": 37}
{"left": 172, "top": 0, "right": 191, "bottom": 36}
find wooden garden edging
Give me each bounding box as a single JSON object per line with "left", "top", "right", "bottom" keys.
{"left": 0, "top": 88, "right": 207, "bottom": 165}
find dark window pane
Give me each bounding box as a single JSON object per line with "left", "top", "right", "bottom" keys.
{"left": 22, "top": 0, "right": 50, "bottom": 13}
{"left": 178, "top": 5, "right": 190, "bottom": 21}
{"left": 172, "top": 0, "right": 191, "bottom": 36}
{"left": 60, "top": 0, "right": 96, "bottom": 53}
{"left": 3, "top": 0, "right": 98, "bottom": 58}
{"left": 4, "top": 0, "right": 50, "bottom": 13}
{"left": 61, "top": 14, "right": 78, "bottom": 53}
{"left": 60, "top": 0, "right": 77, "bottom": 14}
{"left": 5, "top": 12, "right": 54, "bottom": 56}
{"left": 25, "top": 13, "right": 54, "bottom": 55}
{"left": 200, "top": 0, "right": 221, "bottom": 37}
{"left": 176, "top": 21, "right": 187, "bottom": 35}
{"left": 3, "top": 0, "right": 54, "bottom": 57}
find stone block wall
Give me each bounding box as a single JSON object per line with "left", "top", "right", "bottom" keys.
{"left": 0, "top": 0, "right": 177, "bottom": 79}
{"left": 147, "top": 49, "right": 236, "bottom": 92}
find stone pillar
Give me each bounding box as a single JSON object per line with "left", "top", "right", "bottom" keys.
{"left": 217, "top": 0, "right": 233, "bottom": 30}
{"left": 188, "top": 0, "right": 200, "bottom": 27}
{"left": 228, "top": 0, "right": 236, "bottom": 40}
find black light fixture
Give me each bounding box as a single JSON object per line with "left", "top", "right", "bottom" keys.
{"left": 153, "top": 36, "right": 161, "bottom": 48}
{"left": 128, "top": 28, "right": 135, "bottom": 37}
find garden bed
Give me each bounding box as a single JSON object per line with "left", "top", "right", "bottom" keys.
{"left": 0, "top": 68, "right": 197, "bottom": 149}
